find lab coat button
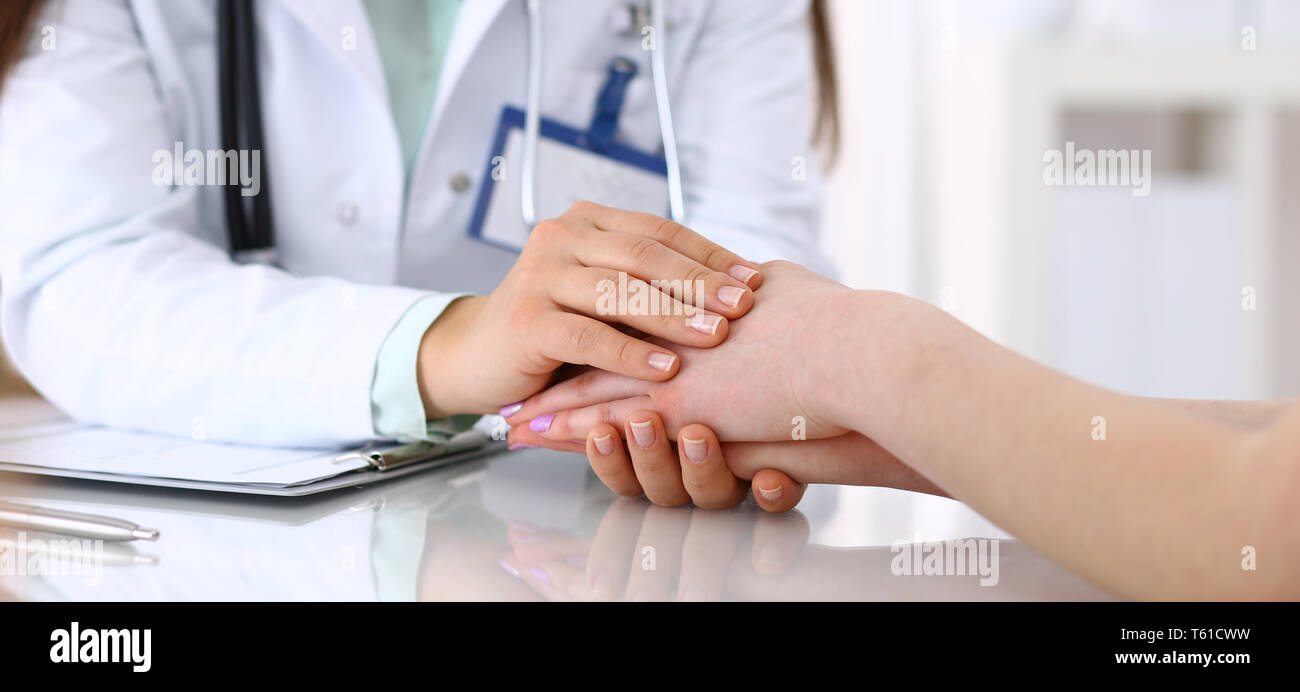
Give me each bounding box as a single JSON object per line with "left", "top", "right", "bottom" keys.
{"left": 335, "top": 201, "right": 358, "bottom": 226}
{"left": 449, "top": 172, "right": 471, "bottom": 194}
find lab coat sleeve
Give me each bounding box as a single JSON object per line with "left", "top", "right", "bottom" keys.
{"left": 674, "top": 0, "right": 836, "bottom": 277}
{"left": 0, "top": 0, "right": 434, "bottom": 447}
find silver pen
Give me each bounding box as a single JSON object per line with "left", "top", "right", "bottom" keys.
{"left": 0, "top": 500, "right": 160, "bottom": 542}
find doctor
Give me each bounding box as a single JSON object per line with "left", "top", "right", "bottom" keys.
{"left": 0, "top": 0, "right": 834, "bottom": 446}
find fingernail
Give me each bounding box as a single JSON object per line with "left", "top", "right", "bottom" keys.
{"left": 758, "top": 485, "right": 783, "bottom": 502}
{"left": 508, "top": 442, "right": 535, "bottom": 450}
{"left": 629, "top": 419, "right": 656, "bottom": 448}
{"left": 682, "top": 436, "right": 708, "bottom": 463}
{"left": 648, "top": 352, "right": 676, "bottom": 372}
{"left": 717, "top": 285, "right": 746, "bottom": 308}
{"left": 687, "top": 313, "right": 722, "bottom": 335}
{"left": 529, "top": 566, "right": 552, "bottom": 586}
{"left": 593, "top": 434, "right": 614, "bottom": 455}
{"left": 529, "top": 414, "right": 554, "bottom": 433}
{"left": 729, "top": 264, "right": 759, "bottom": 285}
{"left": 499, "top": 558, "right": 521, "bottom": 578}
{"left": 499, "top": 402, "right": 523, "bottom": 417}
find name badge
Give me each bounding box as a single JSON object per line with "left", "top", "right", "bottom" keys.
{"left": 467, "top": 106, "right": 670, "bottom": 252}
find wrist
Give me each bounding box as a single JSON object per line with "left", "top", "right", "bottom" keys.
{"left": 417, "top": 295, "right": 482, "bottom": 419}
{"left": 807, "top": 290, "right": 934, "bottom": 437}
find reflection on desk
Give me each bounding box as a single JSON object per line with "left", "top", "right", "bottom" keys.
{"left": 0, "top": 446, "right": 1113, "bottom": 602}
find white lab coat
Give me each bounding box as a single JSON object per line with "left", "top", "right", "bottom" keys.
{"left": 0, "top": 0, "right": 825, "bottom": 447}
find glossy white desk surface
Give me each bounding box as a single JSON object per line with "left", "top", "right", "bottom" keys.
{"left": 0, "top": 396, "right": 1112, "bottom": 601}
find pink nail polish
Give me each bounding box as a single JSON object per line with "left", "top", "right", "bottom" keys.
{"left": 530, "top": 414, "right": 554, "bottom": 433}
{"left": 508, "top": 442, "right": 535, "bottom": 450}
{"left": 499, "top": 402, "right": 523, "bottom": 417}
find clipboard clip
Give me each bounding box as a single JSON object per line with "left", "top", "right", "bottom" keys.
{"left": 331, "top": 430, "right": 492, "bottom": 472}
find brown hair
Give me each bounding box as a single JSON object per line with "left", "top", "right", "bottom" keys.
{"left": 0, "top": 0, "right": 43, "bottom": 96}
{"left": 810, "top": 0, "right": 839, "bottom": 165}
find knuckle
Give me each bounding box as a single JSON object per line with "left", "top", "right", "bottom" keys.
{"left": 700, "top": 244, "right": 732, "bottom": 270}
{"left": 649, "top": 216, "right": 683, "bottom": 244}
{"left": 626, "top": 237, "right": 662, "bottom": 269}
{"left": 529, "top": 218, "right": 567, "bottom": 244}
{"left": 568, "top": 321, "right": 603, "bottom": 352}
{"left": 572, "top": 371, "right": 598, "bottom": 398}
{"left": 567, "top": 200, "right": 599, "bottom": 217}
{"left": 684, "top": 265, "right": 714, "bottom": 288}
{"left": 614, "top": 337, "right": 640, "bottom": 370}
{"left": 594, "top": 404, "right": 620, "bottom": 428}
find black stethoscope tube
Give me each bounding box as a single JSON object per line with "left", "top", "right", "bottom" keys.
{"left": 218, "top": 0, "right": 274, "bottom": 257}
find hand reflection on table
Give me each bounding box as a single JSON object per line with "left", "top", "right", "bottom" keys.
{"left": 493, "top": 496, "right": 1113, "bottom": 602}
{"left": 500, "top": 497, "right": 810, "bottom": 602}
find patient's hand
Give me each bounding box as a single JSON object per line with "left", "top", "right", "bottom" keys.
{"left": 508, "top": 409, "right": 949, "bottom": 510}
{"left": 502, "top": 261, "right": 856, "bottom": 445}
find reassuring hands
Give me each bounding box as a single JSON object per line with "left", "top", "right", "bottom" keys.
{"left": 503, "top": 261, "right": 949, "bottom": 511}
{"left": 416, "top": 201, "right": 763, "bottom": 418}
{"left": 502, "top": 261, "right": 857, "bottom": 443}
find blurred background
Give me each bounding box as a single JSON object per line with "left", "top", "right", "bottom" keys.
{"left": 3, "top": 0, "right": 1297, "bottom": 405}
{"left": 821, "top": 0, "right": 1300, "bottom": 402}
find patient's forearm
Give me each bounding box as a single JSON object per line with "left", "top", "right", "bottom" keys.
{"left": 1139, "top": 397, "right": 1296, "bottom": 430}
{"left": 813, "top": 291, "right": 1297, "bottom": 599}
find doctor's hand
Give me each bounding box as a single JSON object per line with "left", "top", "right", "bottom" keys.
{"left": 501, "top": 260, "right": 856, "bottom": 444}
{"left": 416, "top": 202, "right": 763, "bottom": 418}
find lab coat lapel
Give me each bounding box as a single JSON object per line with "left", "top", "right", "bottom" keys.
{"left": 432, "top": 0, "right": 511, "bottom": 123}
{"left": 278, "top": 0, "right": 388, "bottom": 105}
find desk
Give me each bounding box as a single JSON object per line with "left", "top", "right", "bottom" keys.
{"left": 0, "top": 395, "right": 1112, "bottom": 601}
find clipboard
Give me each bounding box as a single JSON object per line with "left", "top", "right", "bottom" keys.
{"left": 0, "top": 420, "right": 505, "bottom": 497}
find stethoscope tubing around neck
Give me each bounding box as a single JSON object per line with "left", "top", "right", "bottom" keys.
{"left": 520, "top": 0, "right": 685, "bottom": 230}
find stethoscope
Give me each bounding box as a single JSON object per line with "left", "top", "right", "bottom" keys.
{"left": 218, "top": 0, "right": 684, "bottom": 262}
{"left": 521, "top": 0, "right": 685, "bottom": 228}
